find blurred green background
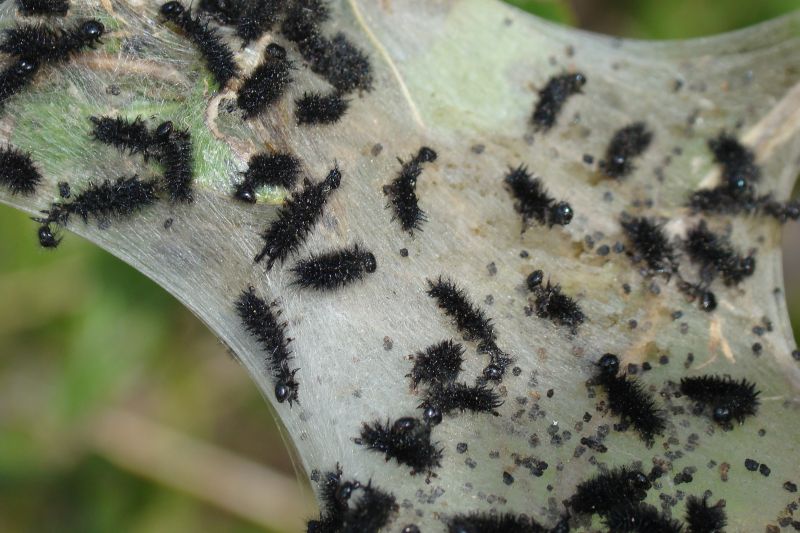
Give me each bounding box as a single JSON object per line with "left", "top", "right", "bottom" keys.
{"left": 2, "top": 1, "right": 799, "bottom": 532}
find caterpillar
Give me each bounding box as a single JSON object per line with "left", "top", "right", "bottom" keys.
{"left": 569, "top": 465, "right": 652, "bottom": 516}
{"left": 620, "top": 216, "right": 678, "bottom": 277}
{"left": 531, "top": 72, "right": 586, "bottom": 131}
{"left": 160, "top": 1, "right": 239, "bottom": 87}
{"left": 151, "top": 121, "right": 194, "bottom": 203}
{"left": 599, "top": 122, "right": 653, "bottom": 179}
{"left": 594, "top": 353, "right": 666, "bottom": 443}
{"left": 356, "top": 417, "right": 442, "bottom": 476}
{"left": 603, "top": 502, "right": 683, "bottom": 533}
{"left": 306, "top": 464, "right": 397, "bottom": 533}
{"left": 234, "top": 0, "right": 284, "bottom": 45}
{"left": 0, "top": 19, "right": 104, "bottom": 62}
{"left": 384, "top": 146, "right": 437, "bottom": 234}
{"left": 305, "top": 33, "right": 373, "bottom": 94}
{"left": 254, "top": 166, "right": 341, "bottom": 268}
{"left": 0, "top": 145, "right": 42, "bottom": 195}
{"left": 35, "top": 176, "right": 159, "bottom": 248}
{"left": 447, "top": 512, "right": 565, "bottom": 533}
{"left": 234, "top": 151, "right": 301, "bottom": 203}
{"left": 682, "top": 220, "right": 755, "bottom": 286}
{"left": 295, "top": 91, "right": 349, "bottom": 125}
{"left": 280, "top": 0, "right": 330, "bottom": 43}
{"left": 679, "top": 375, "right": 760, "bottom": 426}
{"left": 504, "top": 165, "right": 573, "bottom": 230}
{"left": 408, "top": 340, "right": 465, "bottom": 388}
{"left": 0, "top": 58, "right": 39, "bottom": 106}
{"left": 90, "top": 116, "right": 154, "bottom": 159}
{"left": 235, "top": 286, "right": 299, "bottom": 405}
{"left": 526, "top": 270, "right": 585, "bottom": 332}
{"left": 685, "top": 495, "right": 726, "bottom": 533}
{"left": 420, "top": 382, "right": 502, "bottom": 425}
{"left": 15, "top": 0, "right": 69, "bottom": 16}
{"left": 237, "top": 43, "right": 293, "bottom": 119}
{"left": 290, "top": 245, "right": 376, "bottom": 291}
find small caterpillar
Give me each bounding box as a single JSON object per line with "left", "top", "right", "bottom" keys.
{"left": 603, "top": 502, "right": 683, "bottom": 533}
{"left": 0, "top": 58, "right": 39, "bottom": 106}
{"left": 408, "top": 340, "right": 465, "bottom": 388}
{"left": 234, "top": 0, "right": 284, "bottom": 45}
{"left": 280, "top": 0, "right": 329, "bottom": 43}
{"left": 356, "top": 417, "right": 442, "bottom": 475}
{"left": 35, "top": 176, "right": 159, "bottom": 248}
{"left": 595, "top": 353, "right": 666, "bottom": 443}
{"left": 295, "top": 91, "right": 349, "bottom": 125}
{"left": 307, "top": 464, "right": 397, "bottom": 533}
{"left": 15, "top": 0, "right": 69, "bottom": 16}
{"left": 682, "top": 220, "right": 755, "bottom": 286}
{"left": 685, "top": 495, "right": 726, "bottom": 533}
{"left": 708, "top": 132, "right": 760, "bottom": 194}
{"left": 235, "top": 286, "right": 298, "bottom": 405}
{"left": 447, "top": 512, "right": 563, "bottom": 533}
{"left": 160, "top": 1, "right": 239, "bottom": 87}
{"left": 0, "top": 145, "right": 42, "bottom": 195}
{"left": 234, "top": 151, "right": 300, "bottom": 203}
{"left": 237, "top": 43, "right": 293, "bottom": 119}
{"left": 504, "top": 165, "right": 573, "bottom": 230}
{"left": 569, "top": 465, "right": 652, "bottom": 516}
{"left": 620, "top": 216, "right": 678, "bottom": 277}
{"left": 679, "top": 375, "right": 760, "bottom": 426}
{"left": 151, "top": 121, "right": 194, "bottom": 203}
{"left": 600, "top": 122, "right": 653, "bottom": 179}
{"left": 0, "top": 19, "right": 104, "bottom": 62}
{"left": 290, "top": 245, "right": 376, "bottom": 290}
{"left": 384, "top": 147, "right": 437, "bottom": 234}
{"left": 90, "top": 116, "right": 154, "bottom": 159}
{"left": 420, "top": 382, "right": 502, "bottom": 425}
{"left": 254, "top": 166, "right": 341, "bottom": 268}
{"left": 426, "top": 276, "right": 512, "bottom": 381}
{"left": 526, "top": 270, "right": 585, "bottom": 332}
{"left": 305, "top": 33, "right": 373, "bottom": 94}
{"left": 675, "top": 279, "right": 718, "bottom": 313}
{"left": 531, "top": 72, "right": 586, "bottom": 131}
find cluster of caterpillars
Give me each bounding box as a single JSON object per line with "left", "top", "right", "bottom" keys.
{"left": 3, "top": 2, "right": 797, "bottom": 531}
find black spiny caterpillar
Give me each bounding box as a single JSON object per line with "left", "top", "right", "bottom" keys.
{"left": 235, "top": 286, "right": 299, "bottom": 405}
{"left": 685, "top": 495, "right": 727, "bottom": 533}
{"left": 426, "top": 276, "right": 512, "bottom": 381}
{"left": 420, "top": 382, "right": 502, "bottom": 425}
{"left": 384, "top": 146, "right": 437, "bottom": 234}
{"left": 296, "top": 91, "right": 349, "bottom": 125}
{"left": 305, "top": 33, "right": 373, "bottom": 94}
{"left": 531, "top": 72, "right": 586, "bottom": 131}
{"left": 15, "top": 0, "right": 70, "bottom": 16}
{"left": 0, "top": 145, "right": 42, "bottom": 195}
{"left": 151, "top": 121, "right": 194, "bottom": 203}
{"left": 290, "top": 245, "right": 377, "bottom": 291}
{"left": 447, "top": 512, "right": 560, "bottom": 533}
{"left": 0, "top": 58, "right": 39, "bottom": 106}
{"left": 306, "top": 464, "right": 397, "bottom": 533}
{"left": 683, "top": 220, "right": 755, "bottom": 286}
{"left": 35, "top": 176, "right": 158, "bottom": 249}
{"left": 90, "top": 116, "right": 154, "bottom": 159}
{"left": 621, "top": 216, "right": 678, "bottom": 277}
{"left": 237, "top": 43, "right": 293, "bottom": 119}
{"left": 408, "top": 340, "right": 465, "bottom": 388}
{"left": 603, "top": 502, "right": 683, "bottom": 533}
{"left": 234, "top": 151, "right": 301, "bottom": 203}
{"left": 160, "top": 1, "right": 239, "bottom": 87}
{"left": 569, "top": 465, "right": 652, "bottom": 516}
{"left": 679, "top": 374, "right": 760, "bottom": 426}
{"left": 356, "top": 417, "right": 442, "bottom": 476}
{"left": 595, "top": 353, "right": 666, "bottom": 443}
{"left": 254, "top": 166, "right": 341, "bottom": 269}
{"left": 526, "top": 270, "right": 585, "bottom": 332}
{"left": 600, "top": 122, "right": 653, "bottom": 179}
{"left": 504, "top": 165, "right": 573, "bottom": 231}
{"left": 0, "top": 19, "right": 104, "bottom": 62}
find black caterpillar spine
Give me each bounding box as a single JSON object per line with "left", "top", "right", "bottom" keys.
{"left": 290, "top": 245, "right": 376, "bottom": 291}
{"left": 15, "top": 0, "right": 70, "bottom": 16}
{"left": 295, "top": 91, "right": 349, "bottom": 125}
{"left": 600, "top": 122, "right": 653, "bottom": 178}
{"left": 0, "top": 19, "right": 104, "bottom": 62}
{"left": 505, "top": 165, "right": 573, "bottom": 230}
{"left": 679, "top": 375, "right": 760, "bottom": 426}
{"left": 356, "top": 417, "right": 442, "bottom": 475}
{"left": 237, "top": 43, "right": 293, "bottom": 118}
{"left": 0, "top": 145, "right": 43, "bottom": 195}
{"left": 531, "top": 72, "right": 586, "bottom": 131}
{"left": 234, "top": 151, "right": 301, "bottom": 203}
